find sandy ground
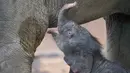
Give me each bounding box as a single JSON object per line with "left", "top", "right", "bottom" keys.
{"left": 32, "top": 18, "right": 106, "bottom": 73}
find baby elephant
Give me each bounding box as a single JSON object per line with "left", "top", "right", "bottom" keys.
{"left": 48, "top": 2, "right": 130, "bottom": 73}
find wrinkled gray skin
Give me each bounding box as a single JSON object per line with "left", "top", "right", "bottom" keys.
{"left": 1, "top": 0, "right": 130, "bottom": 73}
{"left": 48, "top": 3, "right": 130, "bottom": 73}
{"left": 0, "top": 0, "right": 75, "bottom": 73}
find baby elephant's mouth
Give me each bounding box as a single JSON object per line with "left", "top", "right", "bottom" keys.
{"left": 70, "top": 67, "right": 80, "bottom": 73}
{"left": 72, "top": 69, "right": 80, "bottom": 73}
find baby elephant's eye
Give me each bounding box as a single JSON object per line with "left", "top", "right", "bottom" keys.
{"left": 68, "top": 31, "right": 74, "bottom": 38}
{"left": 68, "top": 32, "right": 71, "bottom": 35}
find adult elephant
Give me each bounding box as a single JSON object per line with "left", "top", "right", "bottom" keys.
{"left": 0, "top": 0, "right": 130, "bottom": 73}
{"left": 0, "top": 0, "right": 76, "bottom": 73}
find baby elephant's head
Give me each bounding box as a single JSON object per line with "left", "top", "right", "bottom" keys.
{"left": 48, "top": 1, "right": 101, "bottom": 56}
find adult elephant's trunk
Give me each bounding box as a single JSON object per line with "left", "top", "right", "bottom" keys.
{"left": 0, "top": 0, "right": 48, "bottom": 73}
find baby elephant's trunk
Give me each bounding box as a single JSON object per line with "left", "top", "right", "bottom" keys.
{"left": 58, "top": 2, "right": 77, "bottom": 26}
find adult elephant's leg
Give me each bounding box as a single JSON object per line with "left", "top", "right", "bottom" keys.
{"left": 0, "top": 0, "right": 48, "bottom": 73}
{"left": 105, "top": 13, "right": 130, "bottom": 68}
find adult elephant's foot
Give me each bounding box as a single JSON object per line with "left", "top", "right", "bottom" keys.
{"left": 105, "top": 13, "right": 130, "bottom": 68}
